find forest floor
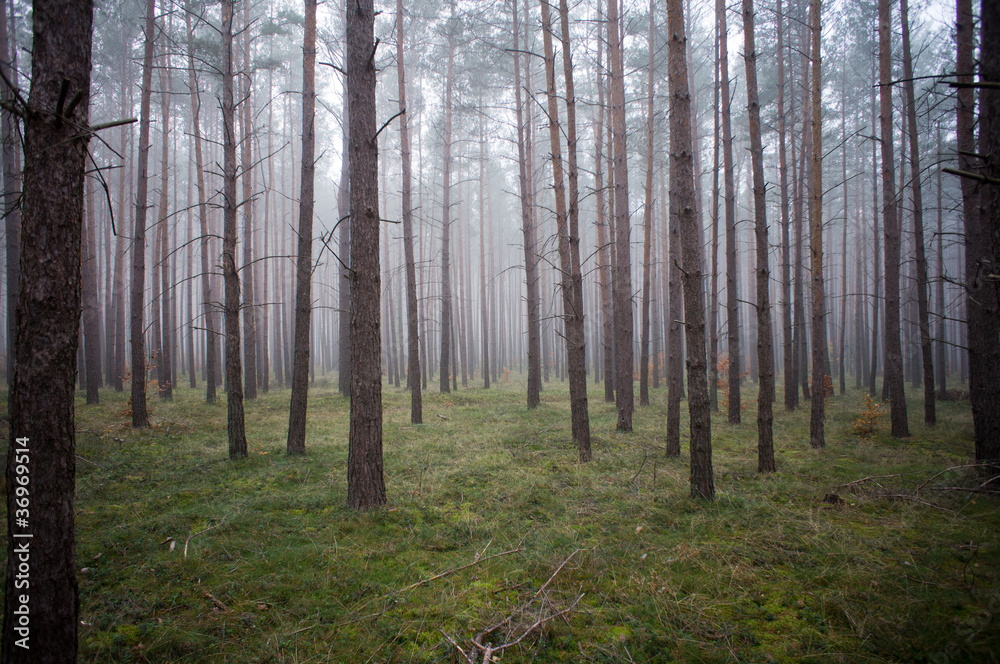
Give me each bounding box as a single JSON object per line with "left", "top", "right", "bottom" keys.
{"left": 2, "top": 374, "right": 999, "bottom": 663}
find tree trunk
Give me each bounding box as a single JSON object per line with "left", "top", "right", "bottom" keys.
{"left": 743, "top": 0, "right": 774, "bottom": 472}
{"left": 808, "top": 0, "right": 826, "bottom": 448}
{"left": 83, "top": 184, "right": 101, "bottom": 404}
{"left": 287, "top": 0, "right": 317, "bottom": 454}
{"left": 347, "top": 0, "right": 386, "bottom": 509}
{"left": 708, "top": 18, "right": 720, "bottom": 414}
{"left": 639, "top": 0, "right": 655, "bottom": 407}
{"left": 540, "top": 0, "right": 591, "bottom": 459}
{"left": 240, "top": 13, "right": 258, "bottom": 402}
{"left": 1, "top": 0, "right": 92, "bottom": 657}
{"left": 513, "top": 0, "right": 541, "bottom": 408}
{"left": 719, "top": 0, "right": 740, "bottom": 424}
{"left": 439, "top": 2, "right": 456, "bottom": 395}
{"left": 776, "top": 0, "right": 794, "bottom": 411}
{"left": 608, "top": 0, "right": 633, "bottom": 432}
{"left": 666, "top": 164, "right": 683, "bottom": 458}
{"left": 221, "top": 0, "right": 248, "bottom": 459}
{"left": 593, "top": 46, "right": 614, "bottom": 404}
{"left": 968, "top": 0, "right": 1000, "bottom": 461}
{"left": 935, "top": 125, "right": 947, "bottom": 400}
{"left": 869, "top": 49, "right": 881, "bottom": 396}
{"left": 0, "top": 0, "right": 18, "bottom": 388}
{"left": 878, "top": 0, "right": 910, "bottom": 438}
{"left": 158, "top": 43, "right": 173, "bottom": 400}
{"left": 396, "top": 0, "right": 422, "bottom": 421}
{"left": 667, "top": 0, "right": 713, "bottom": 499}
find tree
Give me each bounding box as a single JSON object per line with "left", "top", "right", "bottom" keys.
{"left": 439, "top": 0, "right": 457, "bottom": 395}
{"left": 1, "top": 0, "right": 18, "bottom": 389}
{"left": 743, "top": 0, "right": 774, "bottom": 471}
{"left": 1, "top": 0, "right": 93, "bottom": 658}
{"left": 965, "top": 0, "right": 1000, "bottom": 462}
{"left": 540, "top": 0, "right": 591, "bottom": 460}
{"left": 240, "top": 6, "right": 258, "bottom": 402}
{"left": 878, "top": 0, "right": 910, "bottom": 438}
{"left": 287, "top": 0, "right": 317, "bottom": 455}
{"left": 666, "top": 0, "right": 713, "bottom": 499}
{"left": 130, "top": 0, "right": 157, "bottom": 429}
{"left": 719, "top": 0, "right": 740, "bottom": 424}
{"left": 899, "top": 0, "right": 934, "bottom": 425}
{"left": 808, "top": 0, "right": 827, "bottom": 448}
{"left": 512, "top": 0, "right": 541, "bottom": 409}
{"left": 776, "top": 0, "right": 795, "bottom": 411}
{"left": 346, "top": 0, "right": 387, "bottom": 510}
{"left": 157, "top": 40, "right": 173, "bottom": 401}
{"left": 639, "top": 0, "right": 655, "bottom": 407}
{"left": 82, "top": 186, "right": 101, "bottom": 404}
{"left": 222, "top": 0, "right": 248, "bottom": 459}
{"left": 397, "top": 0, "right": 422, "bottom": 423}
{"left": 608, "top": 0, "right": 633, "bottom": 432}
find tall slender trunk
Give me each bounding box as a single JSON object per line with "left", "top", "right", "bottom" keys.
{"left": 666, "top": 163, "right": 683, "bottom": 457}
{"left": 777, "top": 0, "right": 794, "bottom": 410}
{"left": 287, "top": 0, "right": 316, "bottom": 454}
{"left": 240, "top": 10, "right": 258, "bottom": 401}
{"left": 839, "top": 61, "right": 849, "bottom": 396}
{"left": 719, "top": 0, "right": 740, "bottom": 424}
{"left": 593, "top": 46, "right": 614, "bottom": 404}
{"left": 185, "top": 3, "right": 217, "bottom": 404}
{"left": 639, "top": 0, "right": 655, "bottom": 407}
{"left": 708, "top": 17, "right": 720, "bottom": 413}
{"left": 667, "top": 0, "right": 712, "bottom": 499}
{"left": 878, "top": 0, "right": 910, "bottom": 437}
{"left": 130, "top": 0, "right": 157, "bottom": 428}
{"left": 158, "top": 42, "right": 173, "bottom": 400}
{"left": 608, "top": 0, "right": 634, "bottom": 432}
{"left": 397, "top": 0, "right": 422, "bottom": 421}
{"left": 808, "top": 0, "right": 826, "bottom": 448}
{"left": 478, "top": 106, "right": 490, "bottom": 390}
{"left": 439, "top": 1, "right": 456, "bottom": 394}
{"left": 0, "top": 0, "right": 18, "bottom": 388}
{"left": 743, "top": 0, "right": 774, "bottom": 471}
{"left": 221, "top": 0, "right": 248, "bottom": 458}
{"left": 869, "top": 49, "right": 881, "bottom": 396}
{"left": 935, "top": 126, "right": 947, "bottom": 400}
{"left": 513, "top": 0, "right": 541, "bottom": 408}
{"left": 83, "top": 185, "right": 101, "bottom": 403}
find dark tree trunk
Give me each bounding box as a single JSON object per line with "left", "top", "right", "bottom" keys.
{"left": 719, "top": 0, "right": 740, "bottom": 424}
{"left": 396, "top": 0, "right": 422, "bottom": 422}
{"left": 222, "top": 0, "right": 248, "bottom": 459}
{"left": 157, "top": 45, "right": 173, "bottom": 400}
{"left": 287, "top": 0, "right": 317, "bottom": 455}
{"left": 639, "top": 0, "right": 655, "bottom": 407}
{"left": 0, "top": 0, "right": 18, "bottom": 388}
{"left": 808, "top": 0, "right": 827, "bottom": 448}
{"left": 878, "top": 0, "right": 910, "bottom": 437}
{"left": 184, "top": 4, "right": 217, "bottom": 404}
{"left": 743, "top": 0, "right": 774, "bottom": 472}
{"left": 240, "top": 15, "right": 257, "bottom": 402}
{"left": 777, "top": 0, "right": 794, "bottom": 411}
{"left": 130, "top": 0, "right": 157, "bottom": 428}
{"left": 666, "top": 165, "right": 683, "bottom": 458}
{"left": 667, "top": 0, "right": 713, "bottom": 499}
{"left": 869, "top": 52, "right": 881, "bottom": 396}
{"left": 708, "top": 18, "right": 721, "bottom": 413}
{"left": 968, "top": 0, "right": 1000, "bottom": 462}
{"left": 935, "top": 126, "right": 947, "bottom": 400}
{"left": 347, "top": 0, "right": 386, "bottom": 509}
{"left": 900, "top": 0, "right": 935, "bottom": 425}
{"left": 83, "top": 185, "right": 101, "bottom": 404}
{"left": 608, "top": 0, "right": 634, "bottom": 432}
{"left": 1, "top": 0, "right": 92, "bottom": 658}
{"left": 513, "top": 0, "right": 541, "bottom": 408}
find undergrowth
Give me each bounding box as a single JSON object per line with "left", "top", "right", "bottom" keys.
{"left": 2, "top": 375, "right": 998, "bottom": 663}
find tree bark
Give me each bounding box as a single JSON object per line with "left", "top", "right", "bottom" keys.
{"left": 240, "top": 12, "right": 258, "bottom": 401}
{"left": 397, "top": 0, "right": 422, "bottom": 422}
{"left": 608, "top": 0, "right": 633, "bottom": 432}
{"left": 222, "top": 0, "right": 248, "bottom": 459}
{"left": 667, "top": 0, "right": 713, "bottom": 499}
{"left": 0, "top": 0, "right": 18, "bottom": 388}
{"left": 743, "top": 0, "right": 775, "bottom": 471}
{"left": 719, "top": 0, "right": 740, "bottom": 424}
{"left": 347, "top": 0, "right": 387, "bottom": 509}
{"left": 639, "top": 0, "right": 655, "bottom": 407}
{"left": 439, "top": 1, "right": 456, "bottom": 395}
{"left": 513, "top": 0, "right": 541, "bottom": 408}
{"left": 809, "top": 0, "right": 826, "bottom": 448}
{"left": 287, "top": 0, "right": 316, "bottom": 455}
{"left": 83, "top": 185, "right": 101, "bottom": 404}
{"left": 1, "top": 0, "right": 92, "bottom": 658}
{"left": 157, "top": 42, "right": 173, "bottom": 400}
{"left": 878, "top": 0, "right": 910, "bottom": 437}
{"left": 776, "top": 0, "right": 794, "bottom": 411}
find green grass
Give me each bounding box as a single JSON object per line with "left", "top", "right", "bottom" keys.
{"left": 3, "top": 373, "right": 999, "bottom": 663}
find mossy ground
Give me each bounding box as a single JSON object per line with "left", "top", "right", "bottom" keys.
{"left": 3, "top": 373, "right": 999, "bottom": 663}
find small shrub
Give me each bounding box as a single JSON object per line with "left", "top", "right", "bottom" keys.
{"left": 853, "top": 393, "right": 885, "bottom": 439}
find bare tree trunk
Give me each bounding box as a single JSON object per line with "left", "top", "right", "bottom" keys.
{"left": 540, "top": 0, "right": 591, "bottom": 459}
{"left": 240, "top": 10, "right": 257, "bottom": 401}
{"left": 666, "top": 164, "right": 683, "bottom": 457}
{"left": 639, "top": 0, "right": 655, "bottom": 407}
{"left": 2, "top": 0, "right": 92, "bottom": 657}
{"left": 222, "top": 0, "right": 248, "bottom": 458}
{"left": 967, "top": 0, "right": 1000, "bottom": 461}
{"left": 878, "top": 0, "right": 910, "bottom": 438}
{"left": 439, "top": 1, "right": 456, "bottom": 395}
{"left": 478, "top": 104, "right": 490, "bottom": 390}
{"left": 0, "top": 0, "right": 18, "bottom": 388}
{"left": 338, "top": 73, "right": 352, "bottom": 397}
{"left": 287, "top": 0, "right": 317, "bottom": 455}
{"left": 899, "top": 0, "right": 935, "bottom": 425}
{"left": 869, "top": 50, "right": 881, "bottom": 396}
{"left": 397, "top": 0, "right": 422, "bottom": 421}
{"left": 776, "top": 0, "right": 794, "bottom": 411}
{"left": 708, "top": 19, "right": 720, "bottom": 413}
{"left": 719, "top": 0, "right": 740, "bottom": 424}
{"left": 513, "top": 0, "right": 541, "bottom": 408}
{"left": 593, "top": 54, "right": 614, "bottom": 404}
{"left": 158, "top": 42, "right": 173, "bottom": 400}
{"left": 809, "top": 0, "right": 826, "bottom": 448}
{"left": 130, "top": 0, "right": 157, "bottom": 428}
{"left": 83, "top": 184, "right": 101, "bottom": 404}
{"left": 743, "top": 0, "right": 774, "bottom": 471}
{"left": 935, "top": 125, "right": 947, "bottom": 400}
{"left": 608, "top": 0, "right": 634, "bottom": 432}
{"left": 667, "top": 0, "right": 712, "bottom": 499}
{"left": 839, "top": 61, "right": 849, "bottom": 396}
{"left": 347, "top": 0, "right": 386, "bottom": 509}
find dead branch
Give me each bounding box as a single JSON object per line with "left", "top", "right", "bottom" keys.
{"left": 399, "top": 546, "right": 522, "bottom": 593}
{"left": 184, "top": 514, "right": 229, "bottom": 558}
{"left": 203, "top": 591, "right": 229, "bottom": 613}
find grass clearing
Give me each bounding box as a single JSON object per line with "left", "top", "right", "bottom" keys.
{"left": 3, "top": 376, "right": 999, "bottom": 663}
